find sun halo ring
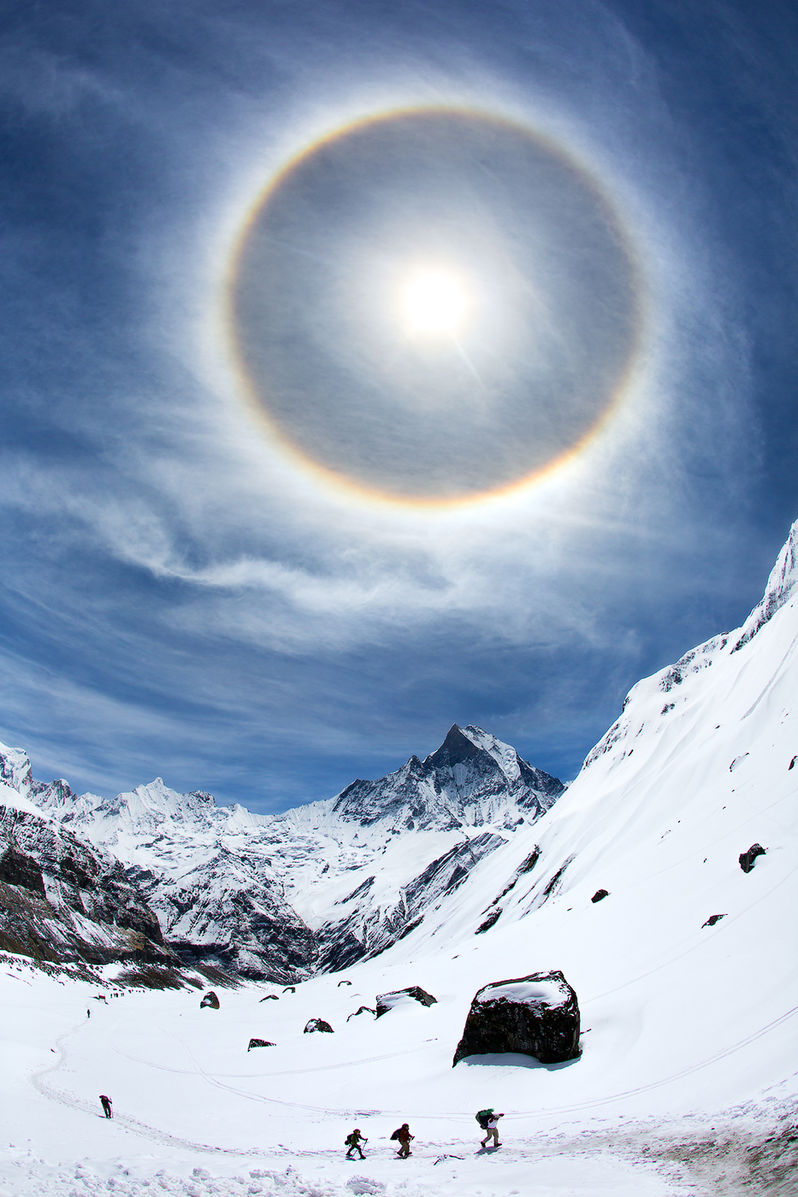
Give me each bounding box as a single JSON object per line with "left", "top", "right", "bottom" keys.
{"left": 222, "top": 104, "right": 647, "bottom": 513}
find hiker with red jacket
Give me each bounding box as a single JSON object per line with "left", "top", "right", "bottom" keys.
{"left": 392, "top": 1122, "right": 414, "bottom": 1158}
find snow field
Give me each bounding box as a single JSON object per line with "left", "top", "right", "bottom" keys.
{"left": 1, "top": 929, "right": 792, "bottom": 1196}
{"left": 1, "top": 962, "right": 696, "bottom": 1197}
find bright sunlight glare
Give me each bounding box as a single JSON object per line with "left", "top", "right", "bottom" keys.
{"left": 396, "top": 266, "right": 473, "bottom": 338}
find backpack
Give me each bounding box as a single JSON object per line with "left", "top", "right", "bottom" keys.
{"left": 390, "top": 1129, "right": 401, "bottom": 1141}
{"left": 476, "top": 1109, "right": 493, "bottom": 1130}
{"left": 345, "top": 1133, "right": 356, "bottom": 1145}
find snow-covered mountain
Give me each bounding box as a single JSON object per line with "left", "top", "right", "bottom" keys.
{"left": 0, "top": 725, "right": 563, "bottom": 980}
{"left": 330, "top": 723, "right": 562, "bottom": 829}
{"left": 269, "top": 723, "right": 564, "bottom": 969}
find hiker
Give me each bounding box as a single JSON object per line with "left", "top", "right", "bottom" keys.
{"left": 99, "top": 1095, "right": 113, "bottom": 1119}
{"left": 87, "top": 1009, "right": 90, "bottom": 1019}
{"left": 345, "top": 1128, "right": 368, "bottom": 1159}
{"left": 480, "top": 1111, "right": 503, "bottom": 1149}
{"left": 392, "top": 1123, "right": 414, "bottom": 1158}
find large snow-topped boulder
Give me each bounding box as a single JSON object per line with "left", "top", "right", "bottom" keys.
{"left": 375, "top": 986, "right": 437, "bottom": 1017}
{"left": 453, "top": 970, "right": 581, "bottom": 1065}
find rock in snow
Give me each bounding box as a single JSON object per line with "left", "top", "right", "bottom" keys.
{"left": 303, "top": 1018, "right": 333, "bottom": 1033}
{"left": 453, "top": 970, "right": 581, "bottom": 1065}
{"left": 346, "top": 1005, "right": 376, "bottom": 1020}
{"left": 739, "top": 843, "right": 766, "bottom": 873}
{"left": 375, "top": 985, "right": 437, "bottom": 1017}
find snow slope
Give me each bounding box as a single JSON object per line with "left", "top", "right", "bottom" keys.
{"left": 1, "top": 520, "right": 796, "bottom": 1196}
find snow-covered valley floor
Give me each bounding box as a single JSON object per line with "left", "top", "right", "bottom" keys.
{"left": 2, "top": 959, "right": 795, "bottom": 1197}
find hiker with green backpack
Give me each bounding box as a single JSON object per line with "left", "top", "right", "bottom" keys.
{"left": 344, "top": 1128, "right": 368, "bottom": 1159}
{"left": 476, "top": 1108, "right": 503, "bottom": 1149}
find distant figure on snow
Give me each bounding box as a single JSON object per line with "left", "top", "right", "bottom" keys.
{"left": 392, "top": 1123, "right": 414, "bottom": 1158}
{"left": 86, "top": 1009, "right": 91, "bottom": 1018}
{"left": 99, "top": 1094, "right": 113, "bottom": 1119}
{"left": 345, "top": 1128, "right": 367, "bottom": 1159}
{"left": 480, "top": 1112, "right": 503, "bottom": 1149}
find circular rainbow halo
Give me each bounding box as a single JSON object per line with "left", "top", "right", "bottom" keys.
{"left": 223, "top": 106, "right": 645, "bottom": 510}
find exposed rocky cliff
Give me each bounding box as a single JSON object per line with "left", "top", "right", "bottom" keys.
{"left": 0, "top": 789, "right": 172, "bottom": 968}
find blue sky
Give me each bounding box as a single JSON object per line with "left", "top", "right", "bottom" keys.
{"left": 1, "top": 0, "right": 796, "bottom": 812}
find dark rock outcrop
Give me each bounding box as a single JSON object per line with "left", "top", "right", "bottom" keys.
{"left": 304, "top": 1017, "right": 333, "bottom": 1033}
{"left": 200, "top": 990, "right": 220, "bottom": 1009}
{"left": 248, "top": 1038, "right": 275, "bottom": 1051}
{"left": 453, "top": 970, "right": 581, "bottom": 1066}
{"left": 475, "top": 909, "right": 502, "bottom": 934}
{"left": 591, "top": 889, "right": 609, "bottom": 903}
{"left": 115, "top": 965, "right": 187, "bottom": 990}
{"left": 739, "top": 844, "right": 766, "bottom": 873}
{"left": 347, "top": 1006, "right": 376, "bottom": 1021}
{"left": 376, "top": 986, "right": 437, "bottom": 1017}
{"left": 540, "top": 858, "right": 573, "bottom": 902}
{"left": 0, "top": 845, "right": 47, "bottom": 897}
{"left": 702, "top": 913, "right": 726, "bottom": 928}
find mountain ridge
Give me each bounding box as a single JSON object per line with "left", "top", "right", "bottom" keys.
{"left": 0, "top": 724, "right": 563, "bottom": 980}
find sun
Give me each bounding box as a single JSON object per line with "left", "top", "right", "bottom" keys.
{"left": 395, "top": 265, "right": 473, "bottom": 339}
